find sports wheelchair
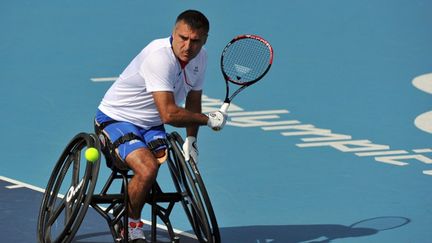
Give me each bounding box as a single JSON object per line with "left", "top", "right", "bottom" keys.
{"left": 37, "top": 127, "right": 220, "bottom": 243}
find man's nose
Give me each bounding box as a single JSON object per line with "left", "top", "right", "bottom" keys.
{"left": 184, "top": 39, "right": 191, "bottom": 50}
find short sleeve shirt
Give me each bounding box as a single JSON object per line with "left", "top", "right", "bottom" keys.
{"left": 98, "top": 37, "right": 207, "bottom": 129}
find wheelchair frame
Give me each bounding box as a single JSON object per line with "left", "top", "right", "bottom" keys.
{"left": 37, "top": 131, "right": 220, "bottom": 243}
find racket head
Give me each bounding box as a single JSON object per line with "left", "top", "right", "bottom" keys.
{"left": 220, "top": 34, "right": 273, "bottom": 86}
{"left": 349, "top": 216, "right": 410, "bottom": 232}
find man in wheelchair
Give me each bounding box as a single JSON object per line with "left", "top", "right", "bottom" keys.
{"left": 94, "top": 10, "right": 227, "bottom": 242}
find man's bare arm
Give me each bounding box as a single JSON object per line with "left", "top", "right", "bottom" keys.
{"left": 152, "top": 91, "right": 208, "bottom": 127}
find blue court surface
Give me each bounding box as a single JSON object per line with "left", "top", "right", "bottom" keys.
{"left": 1, "top": 1, "right": 432, "bottom": 242}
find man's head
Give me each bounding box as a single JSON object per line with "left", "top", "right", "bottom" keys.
{"left": 172, "top": 10, "right": 209, "bottom": 63}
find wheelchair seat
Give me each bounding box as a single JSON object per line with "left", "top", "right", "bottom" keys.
{"left": 93, "top": 120, "right": 179, "bottom": 242}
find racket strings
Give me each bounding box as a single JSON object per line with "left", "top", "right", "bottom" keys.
{"left": 222, "top": 38, "right": 271, "bottom": 83}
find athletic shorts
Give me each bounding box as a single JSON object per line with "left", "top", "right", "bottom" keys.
{"left": 95, "top": 109, "right": 167, "bottom": 161}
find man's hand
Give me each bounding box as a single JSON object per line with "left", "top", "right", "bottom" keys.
{"left": 183, "top": 136, "right": 199, "bottom": 163}
{"left": 207, "top": 110, "right": 227, "bottom": 131}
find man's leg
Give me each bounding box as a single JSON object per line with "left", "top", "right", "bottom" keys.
{"left": 125, "top": 147, "right": 159, "bottom": 219}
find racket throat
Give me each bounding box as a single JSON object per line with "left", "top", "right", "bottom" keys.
{"left": 220, "top": 103, "right": 230, "bottom": 113}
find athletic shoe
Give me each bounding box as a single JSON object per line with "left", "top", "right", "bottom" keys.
{"left": 127, "top": 221, "right": 148, "bottom": 243}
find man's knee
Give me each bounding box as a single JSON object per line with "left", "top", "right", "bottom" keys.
{"left": 126, "top": 148, "right": 159, "bottom": 180}
{"left": 154, "top": 149, "right": 168, "bottom": 164}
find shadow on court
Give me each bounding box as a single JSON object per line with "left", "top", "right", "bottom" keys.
{"left": 219, "top": 216, "right": 410, "bottom": 243}
{"left": 0, "top": 178, "right": 410, "bottom": 242}
{"left": 71, "top": 207, "right": 200, "bottom": 243}
{"left": 73, "top": 231, "right": 198, "bottom": 243}
{"left": 37, "top": 218, "right": 411, "bottom": 243}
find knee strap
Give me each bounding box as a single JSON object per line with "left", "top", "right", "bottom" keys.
{"left": 112, "top": 133, "right": 142, "bottom": 148}
{"left": 147, "top": 138, "right": 168, "bottom": 164}
{"left": 147, "top": 138, "right": 168, "bottom": 151}
{"left": 112, "top": 135, "right": 168, "bottom": 164}
{"left": 95, "top": 119, "right": 168, "bottom": 164}
{"left": 95, "top": 119, "right": 119, "bottom": 131}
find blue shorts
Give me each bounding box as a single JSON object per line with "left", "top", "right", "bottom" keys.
{"left": 95, "top": 109, "right": 167, "bottom": 161}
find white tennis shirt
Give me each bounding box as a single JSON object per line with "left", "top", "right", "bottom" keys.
{"left": 98, "top": 37, "right": 207, "bottom": 129}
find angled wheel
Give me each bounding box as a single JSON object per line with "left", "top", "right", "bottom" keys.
{"left": 37, "top": 133, "right": 101, "bottom": 243}
{"left": 166, "top": 132, "right": 221, "bottom": 243}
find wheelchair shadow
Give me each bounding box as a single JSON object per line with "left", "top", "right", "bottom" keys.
{"left": 218, "top": 216, "right": 411, "bottom": 242}
{"left": 72, "top": 216, "right": 410, "bottom": 243}
{"left": 218, "top": 224, "right": 375, "bottom": 243}
{"left": 73, "top": 232, "right": 112, "bottom": 243}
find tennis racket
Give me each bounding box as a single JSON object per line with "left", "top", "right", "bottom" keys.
{"left": 219, "top": 34, "right": 274, "bottom": 113}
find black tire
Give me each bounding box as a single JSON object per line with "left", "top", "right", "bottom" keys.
{"left": 37, "top": 133, "right": 101, "bottom": 243}
{"left": 166, "top": 132, "right": 221, "bottom": 243}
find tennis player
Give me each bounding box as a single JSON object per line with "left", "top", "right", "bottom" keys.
{"left": 95, "top": 10, "right": 226, "bottom": 242}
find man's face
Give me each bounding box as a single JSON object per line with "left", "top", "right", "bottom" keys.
{"left": 172, "top": 20, "right": 207, "bottom": 62}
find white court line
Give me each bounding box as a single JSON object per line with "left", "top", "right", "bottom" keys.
{"left": 423, "top": 170, "right": 432, "bottom": 176}
{"left": 413, "top": 148, "right": 432, "bottom": 153}
{"left": 0, "top": 175, "right": 197, "bottom": 240}
{"left": 6, "top": 184, "right": 25, "bottom": 189}
{"left": 90, "top": 77, "right": 118, "bottom": 82}
{"left": 0, "top": 175, "right": 46, "bottom": 193}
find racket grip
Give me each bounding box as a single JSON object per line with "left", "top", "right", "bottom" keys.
{"left": 219, "top": 103, "right": 230, "bottom": 113}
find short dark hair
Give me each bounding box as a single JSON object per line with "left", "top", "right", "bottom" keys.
{"left": 176, "top": 10, "right": 209, "bottom": 34}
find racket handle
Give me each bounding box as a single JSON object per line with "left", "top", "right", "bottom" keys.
{"left": 220, "top": 102, "right": 230, "bottom": 113}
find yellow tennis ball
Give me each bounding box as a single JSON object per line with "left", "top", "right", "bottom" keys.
{"left": 85, "top": 147, "right": 99, "bottom": 162}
